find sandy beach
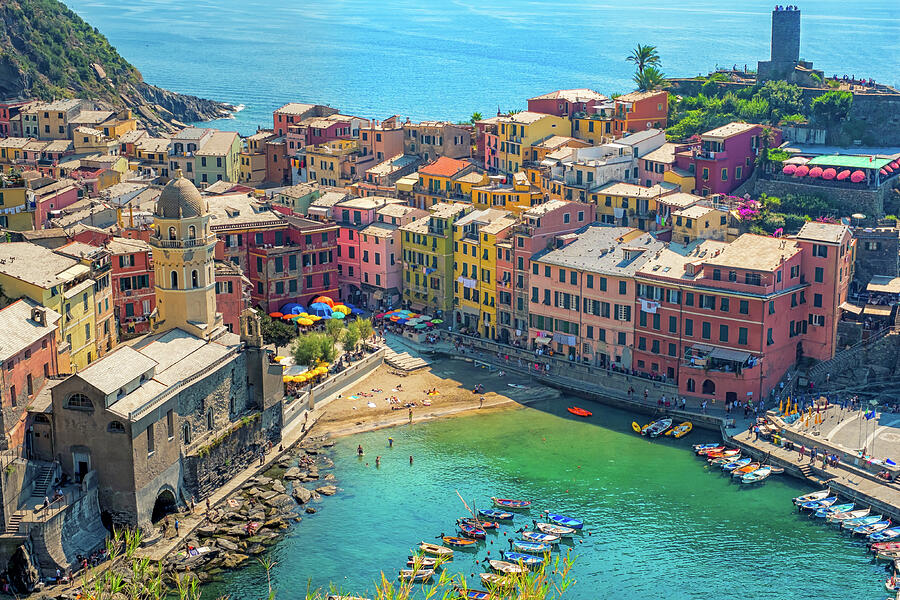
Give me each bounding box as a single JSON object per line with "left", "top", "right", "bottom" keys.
{"left": 313, "top": 357, "right": 558, "bottom": 438}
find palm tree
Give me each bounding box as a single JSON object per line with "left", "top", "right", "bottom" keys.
{"left": 633, "top": 66, "right": 667, "bottom": 92}
{"left": 626, "top": 44, "right": 661, "bottom": 75}
{"left": 470, "top": 111, "right": 483, "bottom": 123}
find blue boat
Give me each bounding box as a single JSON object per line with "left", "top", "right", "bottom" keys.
{"left": 511, "top": 540, "right": 552, "bottom": 554}
{"left": 546, "top": 513, "right": 583, "bottom": 530}
{"left": 870, "top": 527, "right": 900, "bottom": 542}
{"left": 814, "top": 503, "right": 853, "bottom": 518}
{"left": 722, "top": 457, "right": 751, "bottom": 472}
{"left": 853, "top": 520, "right": 892, "bottom": 536}
{"left": 841, "top": 514, "right": 882, "bottom": 530}
{"left": 522, "top": 531, "right": 560, "bottom": 544}
{"left": 501, "top": 551, "right": 544, "bottom": 568}
{"left": 478, "top": 509, "right": 514, "bottom": 521}
{"left": 800, "top": 496, "right": 837, "bottom": 511}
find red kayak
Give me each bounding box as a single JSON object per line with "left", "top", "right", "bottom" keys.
{"left": 567, "top": 407, "right": 592, "bottom": 417}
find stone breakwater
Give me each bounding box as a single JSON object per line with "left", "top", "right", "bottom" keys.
{"left": 160, "top": 437, "right": 339, "bottom": 584}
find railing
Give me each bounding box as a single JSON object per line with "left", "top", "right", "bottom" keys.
{"left": 807, "top": 325, "right": 897, "bottom": 381}
{"left": 152, "top": 236, "right": 214, "bottom": 249}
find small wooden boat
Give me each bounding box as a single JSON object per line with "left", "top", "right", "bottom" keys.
{"left": 500, "top": 551, "right": 545, "bottom": 568}
{"left": 488, "top": 559, "right": 527, "bottom": 574}
{"left": 535, "top": 522, "right": 576, "bottom": 537}
{"left": 854, "top": 520, "right": 892, "bottom": 536}
{"left": 442, "top": 536, "right": 478, "bottom": 548}
{"left": 327, "top": 596, "right": 371, "bottom": 600}
{"left": 869, "top": 527, "right": 900, "bottom": 542}
{"left": 418, "top": 542, "right": 454, "bottom": 558}
{"left": 480, "top": 572, "right": 513, "bottom": 588}
{"left": 398, "top": 569, "right": 434, "bottom": 583}
{"left": 707, "top": 448, "right": 741, "bottom": 460}
{"left": 801, "top": 496, "right": 837, "bottom": 511}
{"left": 841, "top": 514, "right": 882, "bottom": 530}
{"left": 667, "top": 421, "right": 692, "bottom": 438}
{"left": 406, "top": 555, "right": 441, "bottom": 569}
{"left": 492, "top": 497, "right": 532, "bottom": 510}
{"left": 722, "top": 457, "right": 751, "bottom": 472}
{"left": 511, "top": 540, "right": 552, "bottom": 554}
{"left": 731, "top": 462, "right": 760, "bottom": 478}
{"left": 522, "top": 531, "right": 560, "bottom": 544}
{"left": 886, "top": 576, "right": 899, "bottom": 593}
{"left": 457, "top": 521, "right": 486, "bottom": 539}
{"left": 644, "top": 418, "right": 672, "bottom": 437}
{"left": 458, "top": 589, "right": 492, "bottom": 600}
{"left": 546, "top": 512, "right": 583, "bottom": 529}
{"left": 741, "top": 466, "right": 772, "bottom": 484}
{"left": 793, "top": 489, "right": 830, "bottom": 505}
{"left": 461, "top": 517, "right": 499, "bottom": 530}
{"left": 567, "top": 406, "right": 592, "bottom": 417}
{"left": 875, "top": 549, "right": 900, "bottom": 561}
{"left": 478, "top": 509, "right": 514, "bottom": 520}
{"left": 708, "top": 455, "right": 738, "bottom": 467}
{"left": 814, "top": 503, "right": 853, "bottom": 518}
{"left": 870, "top": 541, "right": 900, "bottom": 553}
{"left": 693, "top": 443, "right": 721, "bottom": 453}
{"left": 827, "top": 508, "right": 869, "bottom": 524}
{"left": 696, "top": 445, "right": 725, "bottom": 456}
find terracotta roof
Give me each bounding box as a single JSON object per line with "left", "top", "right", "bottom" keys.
{"left": 703, "top": 122, "right": 759, "bottom": 140}
{"left": 616, "top": 90, "right": 666, "bottom": 103}
{"left": 529, "top": 89, "right": 607, "bottom": 102}
{"left": 418, "top": 156, "right": 470, "bottom": 177}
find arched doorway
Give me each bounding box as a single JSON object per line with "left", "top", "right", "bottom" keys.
{"left": 702, "top": 379, "right": 716, "bottom": 395}
{"left": 151, "top": 488, "right": 177, "bottom": 522}
{"left": 726, "top": 391, "right": 738, "bottom": 403}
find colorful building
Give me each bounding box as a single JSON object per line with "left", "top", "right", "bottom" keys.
{"left": 0, "top": 173, "right": 36, "bottom": 231}
{"left": 273, "top": 103, "right": 338, "bottom": 137}
{"left": 214, "top": 259, "right": 251, "bottom": 334}
{"left": 306, "top": 139, "right": 373, "bottom": 188}
{"left": 107, "top": 236, "right": 155, "bottom": 335}
{"left": 496, "top": 112, "right": 571, "bottom": 174}
{"left": 670, "top": 204, "right": 733, "bottom": 244}
{"left": 613, "top": 91, "right": 668, "bottom": 135}
{"left": 194, "top": 130, "right": 242, "bottom": 185}
{"left": 73, "top": 126, "right": 120, "bottom": 155}
{"left": 413, "top": 156, "right": 486, "bottom": 209}
{"left": 593, "top": 181, "right": 676, "bottom": 229}
{"left": 403, "top": 121, "right": 471, "bottom": 161}
{"left": 359, "top": 117, "right": 405, "bottom": 163}
{"left": 526, "top": 89, "right": 607, "bottom": 118}
{"left": 400, "top": 202, "right": 472, "bottom": 314}
{"left": 471, "top": 172, "right": 545, "bottom": 215}
{"left": 28, "top": 99, "right": 88, "bottom": 140}
{"left": 240, "top": 130, "right": 278, "bottom": 185}
{"left": 0, "top": 99, "right": 34, "bottom": 137}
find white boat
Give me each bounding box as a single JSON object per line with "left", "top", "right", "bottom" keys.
{"left": 644, "top": 418, "right": 673, "bottom": 437}
{"left": 535, "top": 522, "right": 575, "bottom": 537}
{"left": 792, "top": 489, "right": 829, "bottom": 505}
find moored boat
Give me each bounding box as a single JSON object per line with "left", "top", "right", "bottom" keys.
{"left": 696, "top": 445, "right": 725, "bottom": 456}
{"left": 709, "top": 455, "right": 738, "bottom": 467}
{"left": 793, "top": 489, "right": 830, "bottom": 506}
{"left": 814, "top": 503, "right": 853, "bottom": 518}
{"left": 870, "top": 541, "right": 900, "bottom": 553}
{"left": 667, "top": 421, "right": 692, "bottom": 438}
{"left": 511, "top": 540, "right": 552, "bottom": 554}
{"left": 643, "top": 418, "right": 673, "bottom": 437}
{"left": 693, "top": 443, "right": 722, "bottom": 453}
{"left": 492, "top": 497, "right": 532, "bottom": 510}
{"left": 457, "top": 521, "right": 486, "bottom": 539}
{"left": 740, "top": 465, "right": 772, "bottom": 484}
{"left": 458, "top": 589, "right": 491, "bottom": 600}
{"left": 722, "top": 457, "right": 751, "bottom": 472}
{"left": 461, "top": 517, "right": 499, "bottom": 530}
{"left": 480, "top": 572, "right": 513, "bottom": 588}
{"left": 535, "top": 522, "right": 576, "bottom": 537}
{"left": 500, "top": 551, "right": 545, "bottom": 568}
{"left": 478, "top": 509, "right": 514, "bottom": 521}
{"left": 545, "top": 512, "right": 584, "bottom": 529}
{"left": 419, "top": 542, "right": 454, "bottom": 558}
{"left": 800, "top": 496, "right": 837, "bottom": 511}
{"left": 522, "top": 531, "right": 560, "bottom": 544}
{"left": 399, "top": 569, "right": 434, "bottom": 582}
{"left": 827, "top": 508, "right": 869, "bottom": 524}
{"left": 327, "top": 596, "right": 371, "bottom": 600}
{"left": 886, "top": 575, "right": 899, "bottom": 593}
{"left": 567, "top": 407, "right": 592, "bottom": 417}
{"left": 731, "top": 462, "right": 760, "bottom": 479}
{"left": 406, "top": 555, "right": 442, "bottom": 569}
{"left": 854, "top": 520, "right": 891, "bottom": 536}
{"left": 442, "top": 536, "right": 478, "bottom": 548}
{"left": 869, "top": 527, "right": 900, "bottom": 542}
{"left": 707, "top": 449, "right": 741, "bottom": 460}
{"left": 488, "top": 559, "right": 527, "bottom": 574}
{"left": 875, "top": 549, "right": 900, "bottom": 561}
{"left": 841, "top": 514, "right": 882, "bottom": 530}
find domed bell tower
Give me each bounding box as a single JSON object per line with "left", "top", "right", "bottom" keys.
{"left": 149, "top": 170, "right": 223, "bottom": 339}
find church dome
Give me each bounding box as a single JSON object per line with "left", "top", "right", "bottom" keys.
{"left": 155, "top": 173, "right": 205, "bottom": 219}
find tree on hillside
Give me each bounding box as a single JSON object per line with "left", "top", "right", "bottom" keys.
{"left": 633, "top": 66, "right": 667, "bottom": 92}
{"left": 470, "top": 111, "right": 483, "bottom": 123}
{"left": 810, "top": 90, "right": 853, "bottom": 124}
{"left": 325, "top": 318, "right": 344, "bottom": 345}
{"left": 626, "top": 44, "right": 661, "bottom": 75}
{"left": 291, "top": 332, "right": 337, "bottom": 367}
{"left": 260, "top": 315, "right": 295, "bottom": 354}
{"left": 755, "top": 80, "right": 803, "bottom": 121}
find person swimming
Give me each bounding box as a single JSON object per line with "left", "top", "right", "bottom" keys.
{"left": 357, "top": 444, "right": 364, "bottom": 456}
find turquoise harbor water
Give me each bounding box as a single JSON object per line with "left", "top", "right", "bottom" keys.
{"left": 65, "top": 0, "right": 900, "bottom": 135}
{"left": 205, "top": 399, "right": 885, "bottom": 599}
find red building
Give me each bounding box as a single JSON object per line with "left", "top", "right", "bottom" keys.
{"left": 107, "top": 237, "right": 155, "bottom": 334}
{"left": 0, "top": 300, "right": 63, "bottom": 448}
{"left": 0, "top": 99, "right": 34, "bottom": 137}
{"left": 527, "top": 89, "right": 607, "bottom": 117}
{"left": 613, "top": 91, "right": 668, "bottom": 136}
{"left": 214, "top": 259, "right": 250, "bottom": 333}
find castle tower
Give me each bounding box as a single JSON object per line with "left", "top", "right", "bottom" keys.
{"left": 149, "top": 171, "right": 223, "bottom": 339}
{"left": 770, "top": 7, "right": 800, "bottom": 65}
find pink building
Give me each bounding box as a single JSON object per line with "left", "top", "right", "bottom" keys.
{"left": 674, "top": 123, "right": 781, "bottom": 196}
{"left": 286, "top": 114, "right": 368, "bottom": 156}
{"left": 0, "top": 100, "right": 33, "bottom": 137}
{"left": 359, "top": 116, "right": 405, "bottom": 163}
{"left": 272, "top": 103, "right": 338, "bottom": 137}
{"left": 214, "top": 259, "right": 250, "bottom": 334}
{"left": 107, "top": 236, "right": 155, "bottom": 335}
{"left": 527, "top": 89, "right": 607, "bottom": 117}
{"left": 32, "top": 178, "right": 79, "bottom": 229}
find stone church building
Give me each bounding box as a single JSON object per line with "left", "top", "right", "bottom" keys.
{"left": 32, "top": 173, "right": 283, "bottom": 527}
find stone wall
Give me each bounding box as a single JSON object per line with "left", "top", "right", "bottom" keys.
{"left": 0, "top": 460, "right": 40, "bottom": 530}
{"left": 753, "top": 176, "right": 891, "bottom": 217}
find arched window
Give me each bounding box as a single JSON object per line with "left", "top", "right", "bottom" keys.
{"left": 686, "top": 378, "right": 696, "bottom": 393}
{"left": 702, "top": 379, "right": 716, "bottom": 395}
{"left": 108, "top": 420, "right": 126, "bottom": 433}
{"left": 191, "top": 270, "right": 199, "bottom": 288}
{"left": 170, "top": 271, "right": 178, "bottom": 289}
{"left": 66, "top": 393, "right": 92, "bottom": 410}
{"left": 182, "top": 423, "right": 191, "bottom": 445}
{"left": 188, "top": 225, "right": 196, "bottom": 240}
{"left": 168, "top": 227, "right": 176, "bottom": 240}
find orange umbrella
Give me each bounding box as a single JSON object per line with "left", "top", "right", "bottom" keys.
{"left": 312, "top": 296, "right": 335, "bottom": 308}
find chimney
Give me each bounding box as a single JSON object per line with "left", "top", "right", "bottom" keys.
{"left": 31, "top": 306, "right": 45, "bottom": 326}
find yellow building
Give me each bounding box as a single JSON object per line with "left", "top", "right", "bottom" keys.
{"left": 99, "top": 109, "right": 137, "bottom": 138}
{"left": 0, "top": 174, "right": 35, "bottom": 231}
{"left": 135, "top": 137, "right": 171, "bottom": 177}
{"left": 471, "top": 172, "right": 545, "bottom": 215}
{"left": 665, "top": 167, "right": 696, "bottom": 193}
{"left": 670, "top": 204, "right": 733, "bottom": 244}
{"left": 528, "top": 136, "right": 592, "bottom": 163}
{"left": 594, "top": 182, "right": 675, "bottom": 230}
{"left": 307, "top": 139, "right": 368, "bottom": 188}
{"left": 496, "top": 112, "right": 571, "bottom": 174}
{"left": 73, "top": 126, "right": 119, "bottom": 155}
{"left": 400, "top": 203, "right": 472, "bottom": 313}
{"left": 571, "top": 114, "right": 614, "bottom": 145}
{"left": 29, "top": 99, "right": 86, "bottom": 140}
{"left": 240, "top": 130, "right": 276, "bottom": 184}
{"left": 0, "top": 242, "right": 101, "bottom": 370}
{"left": 412, "top": 156, "right": 487, "bottom": 209}
{"left": 452, "top": 208, "right": 517, "bottom": 338}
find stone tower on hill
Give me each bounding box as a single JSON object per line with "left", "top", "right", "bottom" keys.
{"left": 757, "top": 6, "right": 823, "bottom": 85}
{"left": 148, "top": 171, "right": 224, "bottom": 339}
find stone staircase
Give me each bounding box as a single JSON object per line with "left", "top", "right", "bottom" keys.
{"left": 384, "top": 347, "right": 429, "bottom": 372}
{"left": 5, "top": 512, "right": 22, "bottom": 535}
{"left": 32, "top": 465, "right": 54, "bottom": 498}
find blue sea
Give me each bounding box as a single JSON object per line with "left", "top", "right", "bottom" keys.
{"left": 66, "top": 0, "right": 900, "bottom": 135}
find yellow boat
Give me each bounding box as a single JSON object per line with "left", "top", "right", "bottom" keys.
{"left": 631, "top": 421, "right": 643, "bottom": 433}
{"left": 667, "top": 422, "right": 693, "bottom": 438}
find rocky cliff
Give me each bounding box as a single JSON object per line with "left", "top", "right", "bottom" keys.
{"left": 0, "top": 0, "right": 233, "bottom": 131}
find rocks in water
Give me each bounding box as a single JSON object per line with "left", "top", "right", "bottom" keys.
{"left": 305, "top": 507, "right": 317, "bottom": 514}
{"left": 221, "top": 552, "right": 249, "bottom": 569}
{"left": 315, "top": 485, "right": 338, "bottom": 496}
{"left": 292, "top": 486, "right": 312, "bottom": 504}
{"left": 283, "top": 467, "right": 304, "bottom": 480}
{"left": 7, "top": 545, "right": 39, "bottom": 593}
{"left": 264, "top": 493, "right": 294, "bottom": 511}
{"left": 320, "top": 457, "right": 335, "bottom": 469}
{"left": 247, "top": 544, "right": 266, "bottom": 555}
{"left": 216, "top": 539, "right": 239, "bottom": 552}
{"left": 323, "top": 473, "right": 336, "bottom": 481}
{"left": 272, "top": 480, "right": 286, "bottom": 494}
{"left": 256, "top": 476, "right": 274, "bottom": 486}
{"left": 248, "top": 509, "right": 266, "bottom": 522}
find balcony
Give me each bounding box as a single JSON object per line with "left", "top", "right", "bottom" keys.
{"left": 682, "top": 344, "right": 756, "bottom": 375}
{"left": 152, "top": 236, "right": 214, "bottom": 249}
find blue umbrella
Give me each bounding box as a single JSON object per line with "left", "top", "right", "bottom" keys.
{"left": 280, "top": 302, "right": 305, "bottom": 315}
{"left": 351, "top": 307, "right": 365, "bottom": 315}
{"left": 397, "top": 318, "right": 409, "bottom": 324}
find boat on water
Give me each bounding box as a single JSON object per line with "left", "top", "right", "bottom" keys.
{"left": 500, "top": 551, "right": 545, "bottom": 567}
{"left": 696, "top": 445, "right": 725, "bottom": 456}
{"left": 667, "top": 421, "right": 692, "bottom": 438}
{"left": 800, "top": 496, "right": 837, "bottom": 511}
{"left": 793, "top": 489, "right": 830, "bottom": 505}
{"left": 814, "top": 503, "right": 853, "bottom": 518}
{"left": 870, "top": 541, "right": 900, "bottom": 553}
{"left": 458, "top": 589, "right": 492, "bottom": 600}
{"left": 731, "top": 462, "right": 760, "bottom": 478}
{"left": 886, "top": 576, "right": 899, "bottom": 594}
{"left": 488, "top": 559, "right": 527, "bottom": 574}
{"left": 418, "top": 542, "right": 454, "bottom": 558}
{"left": 709, "top": 455, "right": 739, "bottom": 467}
{"left": 535, "top": 522, "right": 576, "bottom": 537}
{"left": 457, "top": 521, "right": 486, "bottom": 539}
{"left": 875, "top": 549, "right": 900, "bottom": 561}
{"left": 869, "top": 527, "right": 900, "bottom": 542}
{"left": 827, "top": 508, "right": 869, "bottom": 524}
{"left": 511, "top": 540, "right": 552, "bottom": 554}
{"left": 707, "top": 449, "right": 741, "bottom": 460}
{"left": 741, "top": 466, "right": 772, "bottom": 484}
{"left": 841, "top": 514, "right": 882, "bottom": 530}
{"left": 854, "top": 520, "right": 892, "bottom": 536}
{"left": 406, "top": 555, "right": 442, "bottom": 569}
{"left": 398, "top": 569, "right": 434, "bottom": 583}
{"left": 693, "top": 443, "right": 721, "bottom": 453}
{"left": 460, "top": 517, "right": 499, "bottom": 530}
{"left": 480, "top": 573, "right": 513, "bottom": 588}
{"left": 492, "top": 497, "right": 532, "bottom": 510}
{"left": 567, "top": 407, "right": 592, "bottom": 417}
{"left": 722, "top": 457, "right": 751, "bottom": 472}
{"left": 442, "top": 536, "right": 478, "bottom": 548}
{"left": 545, "top": 512, "right": 584, "bottom": 529}
{"left": 643, "top": 418, "right": 673, "bottom": 437}
{"left": 478, "top": 509, "right": 514, "bottom": 521}
{"left": 522, "top": 531, "right": 560, "bottom": 544}
{"left": 327, "top": 596, "right": 370, "bottom": 600}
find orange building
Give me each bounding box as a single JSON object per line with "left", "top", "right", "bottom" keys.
{"left": 614, "top": 91, "right": 668, "bottom": 136}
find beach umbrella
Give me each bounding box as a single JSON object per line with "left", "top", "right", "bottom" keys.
{"left": 312, "top": 296, "right": 335, "bottom": 308}
{"left": 269, "top": 312, "right": 283, "bottom": 318}
{"left": 375, "top": 313, "right": 387, "bottom": 319}
{"left": 782, "top": 164, "right": 797, "bottom": 175}
{"left": 309, "top": 315, "right": 321, "bottom": 321}
{"left": 352, "top": 307, "right": 365, "bottom": 315}
{"left": 282, "top": 375, "right": 292, "bottom": 383}
{"left": 419, "top": 315, "right": 433, "bottom": 321}
{"left": 333, "top": 304, "right": 351, "bottom": 314}
{"left": 426, "top": 322, "right": 435, "bottom": 327}
{"left": 331, "top": 312, "right": 346, "bottom": 319}
{"left": 794, "top": 165, "right": 809, "bottom": 177}
{"left": 432, "top": 319, "right": 444, "bottom": 324}
{"left": 414, "top": 324, "right": 427, "bottom": 329}
{"left": 850, "top": 170, "right": 866, "bottom": 183}
{"left": 298, "top": 318, "right": 313, "bottom": 326}
{"left": 822, "top": 168, "right": 836, "bottom": 180}
{"left": 808, "top": 166, "right": 823, "bottom": 178}
{"left": 836, "top": 169, "right": 851, "bottom": 181}
{"left": 280, "top": 302, "right": 304, "bottom": 315}
{"left": 397, "top": 318, "right": 409, "bottom": 324}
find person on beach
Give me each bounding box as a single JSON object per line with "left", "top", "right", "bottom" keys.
{"left": 798, "top": 445, "right": 805, "bottom": 461}
{"left": 480, "top": 396, "right": 485, "bottom": 409}
{"left": 206, "top": 498, "right": 211, "bottom": 514}
{"left": 357, "top": 444, "right": 364, "bottom": 456}
{"left": 409, "top": 407, "right": 413, "bottom": 423}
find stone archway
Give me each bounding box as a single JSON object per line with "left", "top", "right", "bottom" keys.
{"left": 151, "top": 487, "right": 177, "bottom": 523}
